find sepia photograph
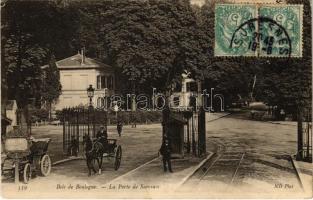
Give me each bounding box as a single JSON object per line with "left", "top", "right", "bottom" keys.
{"left": 1, "top": 0, "right": 312, "bottom": 198}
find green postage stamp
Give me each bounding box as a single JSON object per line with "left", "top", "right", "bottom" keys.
{"left": 214, "top": 4, "right": 303, "bottom": 57}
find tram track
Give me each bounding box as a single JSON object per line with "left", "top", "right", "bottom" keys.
{"left": 198, "top": 151, "right": 245, "bottom": 185}
{"left": 181, "top": 137, "right": 303, "bottom": 189}
{"left": 182, "top": 146, "right": 304, "bottom": 192}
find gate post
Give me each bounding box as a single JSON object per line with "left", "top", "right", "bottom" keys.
{"left": 297, "top": 107, "right": 303, "bottom": 160}
{"left": 198, "top": 107, "right": 206, "bottom": 157}
{"left": 87, "top": 108, "right": 90, "bottom": 136}
{"left": 63, "top": 109, "right": 66, "bottom": 153}
{"left": 76, "top": 109, "right": 79, "bottom": 152}
{"left": 93, "top": 109, "right": 96, "bottom": 138}
{"left": 191, "top": 112, "right": 196, "bottom": 156}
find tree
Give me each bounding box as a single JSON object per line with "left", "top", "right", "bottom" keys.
{"left": 1, "top": 0, "right": 78, "bottom": 108}
{"left": 256, "top": 0, "right": 311, "bottom": 117}
{"left": 198, "top": 0, "right": 253, "bottom": 106}
{"left": 46, "top": 0, "right": 208, "bottom": 94}
{"left": 41, "top": 55, "right": 62, "bottom": 119}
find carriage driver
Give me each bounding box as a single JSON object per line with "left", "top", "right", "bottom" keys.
{"left": 96, "top": 125, "right": 108, "bottom": 148}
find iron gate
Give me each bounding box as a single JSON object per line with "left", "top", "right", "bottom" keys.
{"left": 62, "top": 107, "right": 107, "bottom": 154}
{"left": 301, "top": 109, "right": 312, "bottom": 162}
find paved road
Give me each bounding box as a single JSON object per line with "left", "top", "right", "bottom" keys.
{"left": 2, "top": 114, "right": 311, "bottom": 198}
{"left": 180, "top": 115, "right": 311, "bottom": 198}
{"left": 2, "top": 124, "right": 163, "bottom": 198}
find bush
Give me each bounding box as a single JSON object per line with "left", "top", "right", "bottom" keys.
{"left": 57, "top": 108, "right": 162, "bottom": 125}
{"left": 108, "top": 110, "right": 162, "bottom": 125}
{"left": 55, "top": 110, "right": 63, "bottom": 120}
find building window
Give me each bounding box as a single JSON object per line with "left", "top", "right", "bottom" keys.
{"left": 97, "top": 75, "right": 101, "bottom": 89}
{"left": 97, "top": 75, "right": 108, "bottom": 89}
{"left": 101, "top": 76, "right": 107, "bottom": 89}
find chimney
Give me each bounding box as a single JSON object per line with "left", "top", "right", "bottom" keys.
{"left": 81, "top": 47, "right": 85, "bottom": 64}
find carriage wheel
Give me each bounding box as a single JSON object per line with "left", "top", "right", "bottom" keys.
{"left": 39, "top": 154, "right": 51, "bottom": 176}
{"left": 114, "top": 145, "right": 122, "bottom": 170}
{"left": 23, "top": 163, "right": 31, "bottom": 184}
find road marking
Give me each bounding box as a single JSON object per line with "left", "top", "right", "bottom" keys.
{"left": 199, "top": 154, "right": 222, "bottom": 180}
{"left": 290, "top": 155, "right": 304, "bottom": 190}
{"left": 230, "top": 153, "right": 245, "bottom": 184}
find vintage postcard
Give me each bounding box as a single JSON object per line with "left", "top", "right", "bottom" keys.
{"left": 1, "top": 0, "right": 312, "bottom": 199}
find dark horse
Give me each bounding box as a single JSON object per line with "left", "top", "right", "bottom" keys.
{"left": 82, "top": 135, "right": 105, "bottom": 176}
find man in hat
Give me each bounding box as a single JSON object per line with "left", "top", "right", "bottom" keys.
{"left": 159, "top": 136, "right": 173, "bottom": 173}
{"left": 96, "top": 125, "right": 108, "bottom": 149}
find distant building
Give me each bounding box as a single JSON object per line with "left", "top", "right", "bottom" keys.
{"left": 1, "top": 100, "right": 18, "bottom": 136}
{"left": 43, "top": 49, "right": 116, "bottom": 110}
{"left": 5, "top": 100, "right": 18, "bottom": 133}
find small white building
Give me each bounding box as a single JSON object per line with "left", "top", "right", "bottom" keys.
{"left": 170, "top": 72, "right": 201, "bottom": 110}
{"left": 5, "top": 100, "right": 18, "bottom": 132}
{"left": 46, "top": 50, "right": 116, "bottom": 110}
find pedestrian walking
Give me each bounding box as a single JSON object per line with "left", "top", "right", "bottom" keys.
{"left": 117, "top": 121, "right": 123, "bottom": 137}
{"left": 159, "top": 137, "right": 173, "bottom": 173}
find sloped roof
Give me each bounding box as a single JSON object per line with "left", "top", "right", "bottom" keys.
{"left": 56, "top": 53, "right": 113, "bottom": 70}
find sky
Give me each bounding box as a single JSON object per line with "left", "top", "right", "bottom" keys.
{"left": 190, "top": 0, "right": 206, "bottom": 6}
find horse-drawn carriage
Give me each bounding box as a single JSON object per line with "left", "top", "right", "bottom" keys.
{"left": 2, "top": 136, "right": 52, "bottom": 184}
{"left": 83, "top": 135, "right": 122, "bottom": 175}
{"left": 104, "top": 139, "right": 122, "bottom": 170}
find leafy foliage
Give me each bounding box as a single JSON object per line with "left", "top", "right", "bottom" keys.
{"left": 41, "top": 55, "right": 62, "bottom": 111}
{"left": 1, "top": 0, "right": 311, "bottom": 115}
{"left": 63, "top": 0, "right": 209, "bottom": 94}
{"left": 1, "top": 1, "right": 75, "bottom": 107}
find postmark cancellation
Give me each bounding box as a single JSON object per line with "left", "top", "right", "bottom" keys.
{"left": 214, "top": 4, "right": 303, "bottom": 57}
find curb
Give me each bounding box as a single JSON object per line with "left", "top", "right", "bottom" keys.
{"left": 268, "top": 121, "right": 297, "bottom": 126}
{"left": 175, "top": 151, "right": 215, "bottom": 189}
{"left": 290, "top": 155, "right": 304, "bottom": 190}
{"left": 107, "top": 156, "right": 160, "bottom": 183}
{"left": 52, "top": 156, "right": 85, "bottom": 166}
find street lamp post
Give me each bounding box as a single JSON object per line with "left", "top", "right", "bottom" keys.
{"left": 87, "top": 84, "right": 95, "bottom": 108}
{"left": 86, "top": 84, "right": 95, "bottom": 136}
